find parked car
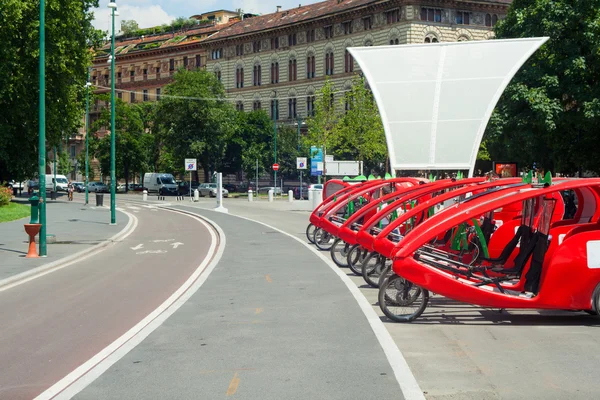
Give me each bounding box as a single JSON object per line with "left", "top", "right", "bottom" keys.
{"left": 132, "top": 184, "right": 147, "bottom": 192}
{"left": 293, "top": 186, "right": 309, "bottom": 200}
{"left": 73, "top": 182, "right": 86, "bottom": 193}
{"left": 223, "top": 183, "right": 237, "bottom": 193}
{"left": 199, "top": 183, "right": 229, "bottom": 198}
{"left": 117, "top": 183, "right": 128, "bottom": 192}
{"left": 88, "top": 181, "right": 108, "bottom": 193}
{"left": 308, "top": 184, "right": 323, "bottom": 190}
{"left": 143, "top": 173, "right": 178, "bottom": 196}
{"left": 178, "top": 181, "right": 199, "bottom": 196}
{"left": 258, "top": 186, "right": 282, "bottom": 195}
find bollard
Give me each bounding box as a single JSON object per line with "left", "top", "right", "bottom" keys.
{"left": 142, "top": 190, "right": 148, "bottom": 201}
{"left": 214, "top": 172, "right": 228, "bottom": 213}
{"left": 288, "top": 190, "right": 294, "bottom": 203}
{"left": 308, "top": 188, "right": 314, "bottom": 203}
{"left": 194, "top": 189, "right": 199, "bottom": 202}
{"left": 248, "top": 189, "right": 253, "bottom": 202}
{"left": 268, "top": 189, "right": 274, "bottom": 202}
{"left": 312, "top": 189, "right": 323, "bottom": 210}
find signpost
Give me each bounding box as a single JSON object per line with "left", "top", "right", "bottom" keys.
{"left": 297, "top": 157, "right": 307, "bottom": 200}
{"left": 310, "top": 146, "right": 323, "bottom": 177}
{"left": 185, "top": 158, "right": 196, "bottom": 199}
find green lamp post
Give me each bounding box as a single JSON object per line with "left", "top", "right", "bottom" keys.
{"left": 108, "top": 0, "right": 118, "bottom": 224}
{"left": 38, "top": 0, "right": 47, "bottom": 256}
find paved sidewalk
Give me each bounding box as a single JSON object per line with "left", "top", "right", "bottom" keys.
{"left": 0, "top": 199, "right": 128, "bottom": 281}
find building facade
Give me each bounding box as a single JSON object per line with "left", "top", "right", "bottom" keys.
{"left": 203, "top": 0, "right": 510, "bottom": 122}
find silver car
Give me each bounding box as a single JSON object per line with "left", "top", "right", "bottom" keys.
{"left": 199, "top": 183, "right": 229, "bottom": 198}
{"left": 88, "top": 182, "right": 109, "bottom": 193}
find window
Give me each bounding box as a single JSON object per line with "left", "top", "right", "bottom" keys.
{"left": 253, "top": 100, "right": 261, "bottom": 111}
{"left": 183, "top": 57, "right": 188, "bottom": 68}
{"left": 103, "top": 74, "right": 109, "bottom": 85}
{"left": 271, "top": 37, "right": 279, "bottom": 50}
{"left": 306, "top": 55, "right": 316, "bottom": 79}
{"left": 288, "top": 59, "right": 297, "bottom": 81}
{"left": 456, "top": 11, "right": 470, "bottom": 25}
{"left": 236, "top": 101, "right": 244, "bottom": 112}
{"left": 236, "top": 66, "right": 244, "bottom": 88}
{"left": 421, "top": 8, "right": 441, "bottom": 23}
{"left": 130, "top": 92, "right": 136, "bottom": 103}
{"left": 211, "top": 48, "right": 222, "bottom": 60}
{"left": 143, "top": 69, "right": 147, "bottom": 80}
{"left": 271, "top": 62, "right": 279, "bottom": 84}
{"left": 389, "top": 38, "right": 400, "bottom": 45}
{"left": 424, "top": 37, "right": 439, "bottom": 43}
{"left": 325, "top": 50, "right": 334, "bottom": 76}
{"left": 386, "top": 9, "right": 400, "bottom": 24}
{"left": 235, "top": 44, "right": 244, "bottom": 56}
{"left": 70, "top": 145, "right": 76, "bottom": 158}
{"left": 324, "top": 25, "right": 334, "bottom": 39}
{"left": 363, "top": 17, "right": 372, "bottom": 31}
{"left": 306, "top": 95, "right": 315, "bottom": 116}
{"left": 129, "top": 71, "right": 134, "bottom": 79}
{"left": 306, "top": 29, "right": 315, "bottom": 43}
{"left": 196, "top": 55, "right": 201, "bottom": 67}
{"left": 343, "top": 21, "right": 353, "bottom": 35}
{"left": 271, "top": 100, "right": 279, "bottom": 120}
{"left": 288, "top": 33, "right": 297, "bottom": 46}
{"left": 492, "top": 14, "right": 498, "bottom": 26}
{"left": 156, "top": 88, "right": 161, "bottom": 100}
{"left": 156, "top": 67, "right": 161, "bottom": 74}
{"left": 253, "top": 40, "right": 261, "bottom": 53}
{"left": 288, "top": 98, "right": 297, "bottom": 118}
{"left": 169, "top": 58, "right": 175, "bottom": 71}
{"left": 143, "top": 89, "right": 148, "bottom": 101}
{"left": 253, "top": 64, "right": 262, "bottom": 86}
{"left": 215, "top": 70, "right": 222, "bottom": 81}
{"left": 344, "top": 50, "right": 354, "bottom": 73}
{"left": 117, "top": 91, "right": 122, "bottom": 100}
{"left": 117, "top": 72, "right": 122, "bottom": 83}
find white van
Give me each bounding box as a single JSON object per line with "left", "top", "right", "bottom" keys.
{"left": 143, "top": 173, "right": 178, "bottom": 195}
{"left": 44, "top": 174, "right": 69, "bottom": 192}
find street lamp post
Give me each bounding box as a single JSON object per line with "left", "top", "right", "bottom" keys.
{"left": 108, "top": 0, "right": 117, "bottom": 224}
{"left": 85, "top": 70, "right": 91, "bottom": 205}
{"left": 273, "top": 92, "right": 277, "bottom": 194}
{"left": 39, "top": 0, "right": 47, "bottom": 256}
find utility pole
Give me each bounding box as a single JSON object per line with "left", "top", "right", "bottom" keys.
{"left": 38, "top": 0, "right": 47, "bottom": 256}
{"left": 108, "top": 1, "right": 117, "bottom": 225}
{"left": 85, "top": 68, "right": 91, "bottom": 205}
{"left": 273, "top": 91, "right": 277, "bottom": 192}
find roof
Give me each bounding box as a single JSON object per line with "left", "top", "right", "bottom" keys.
{"left": 207, "top": 0, "right": 512, "bottom": 42}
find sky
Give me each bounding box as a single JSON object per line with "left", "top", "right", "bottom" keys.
{"left": 92, "top": 0, "right": 323, "bottom": 32}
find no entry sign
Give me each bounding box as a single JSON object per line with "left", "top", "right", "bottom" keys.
{"left": 272, "top": 163, "right": 280, "bottom": 171}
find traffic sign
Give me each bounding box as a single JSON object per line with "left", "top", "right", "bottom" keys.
{"left": 273, "top": 163, "right": 280, "bottom": 171}
{"left": 185, "top": 158, "right": 197, "bottom": 171}
{"left": 296, "top": 157, "right": 307, "bottom": 169}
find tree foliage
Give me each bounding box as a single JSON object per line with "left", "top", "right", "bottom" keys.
{"left": 484, "top": 0, "right": 600, "bottom": 175}
{"left": 154, "top": 69, "right": 235, "bottom": 181}
{"left": 0, "top": 0, "right": 103, "bottom": 182}
{"left": 120, "top": 20, "right": 139, "bottom": 35}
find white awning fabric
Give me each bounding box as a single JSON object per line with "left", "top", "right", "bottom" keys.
{"left": 349, "top": 37, "right": 549, "bottom": 176}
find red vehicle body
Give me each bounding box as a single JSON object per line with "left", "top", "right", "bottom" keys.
{"left": 388, "top": 179, "right": 600, "bottom": 317}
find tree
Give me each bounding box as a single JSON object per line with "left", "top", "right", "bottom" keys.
{"left": 57, "top": 151, "right": 72, "bottom": 176}
{"left": 120, "top": 20, "right": 139, "bottom": 35}
{"left": 235, "top": 110, "right": 273, "bottom": 183}
{"left": 484, "top": 0, "right": 600, "bottom": 175}
{"left": 304, "top": 79, "right": 338, "bottom": 181}
{"left": 154, "top": 69, "right": 236, "bottom": 181}
{"left": 334, "top": 76, "right": 387, "bottom": 174}
{"left": 0, "top": 0, "right": 103, "bottom": 183}
{"left": 92, "top": 94, "right": 146, "bottom": 190}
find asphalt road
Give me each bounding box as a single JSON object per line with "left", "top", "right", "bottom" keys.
{"left": 73, "top": 207, "right": 404, "bottom": 400}
{"left": 0, "top": 204, "right": 214, "bottom": 399}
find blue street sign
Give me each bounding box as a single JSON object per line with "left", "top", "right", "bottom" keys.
{"left": 310, "top": 146, "right": 323, "bottom": 176}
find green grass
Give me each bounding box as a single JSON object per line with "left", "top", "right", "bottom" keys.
{"left": 0, "top": 202, "right": 31, "bottom": 223}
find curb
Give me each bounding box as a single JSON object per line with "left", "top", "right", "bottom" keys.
{"left": 0, "top": 208, "right": 138, "bottom": 292}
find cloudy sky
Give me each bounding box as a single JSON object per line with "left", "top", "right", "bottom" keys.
{"left": 93, "top": 0, "right": 323, "bottom": 32}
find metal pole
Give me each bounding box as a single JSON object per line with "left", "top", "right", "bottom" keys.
{"left": 109, "top": 7, "right": 116, "bottom": 224}
{"left": 85, "top": 69, "right": 90, "bottom": 205}
{"left": 256, "top": 158, "right": 258, "bottom": 196}
{"left": 53, "top": 147, "right": 57, "bottom": 193}
{"left": 38, "top": 0, "right": 47, "bottom": 256}
{"left": 274, "top": 96, "right": 277, "bottom": 193}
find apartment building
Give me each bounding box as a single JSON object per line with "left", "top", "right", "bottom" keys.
{"left": 203, "top": 0, "right": 510, "bottom": 121}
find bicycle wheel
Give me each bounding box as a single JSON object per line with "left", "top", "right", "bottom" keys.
{"left": 330, "top": 238, "right": 350, "bottom": 267}
{"left": 363, "top": 255, "right": 389, "bottom": 288}
{"left": 379, "top": 274, "right": 428, "bottom": 322}
{"left": 306, "top": 224, "right": 316, "bottom": 244}
{"left": 313, "top": 228, "right": 334, "bottom": 251}
{"left": 347, "top": 245, "right": 362, "bottom": 275}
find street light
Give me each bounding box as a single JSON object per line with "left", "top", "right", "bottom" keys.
{"left": 85, "top": 74, "right": 91, "bottom": 205}
{"left": 108, "top": 0, "right": 117, "bottom": 224}
{"left": 272, "top": 91, "right": 277, "bottom": 194}
{"left": 39, "top": 0, "right": 47, "bottom": 256}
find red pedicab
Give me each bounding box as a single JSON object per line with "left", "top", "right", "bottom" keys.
{"left": 381, "top": 178, "right": 600, "bottom": 322}
{"left": 310, "top": 178, "right": 422, "bottom": 251}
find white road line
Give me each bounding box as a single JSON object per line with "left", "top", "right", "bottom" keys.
{"left": 181, "top": 207, "right": 426, "bottom": 400}
{"left": 0, "top": 210, "right": 138, "bottom": 293}
{"left": 35, "top": 210, "right": 225, "bottom": 400}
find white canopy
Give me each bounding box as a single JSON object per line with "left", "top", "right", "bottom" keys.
{"left": 349, "top": 37, "right": 549, "bottom": 176}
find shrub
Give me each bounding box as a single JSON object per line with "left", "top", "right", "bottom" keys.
{"left": 0, "top": 186, "right": 12, "bottom": 206}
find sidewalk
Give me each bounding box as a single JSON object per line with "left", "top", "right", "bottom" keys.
{"left": 0, "top": 198, "right": 128, "bottom": 282}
